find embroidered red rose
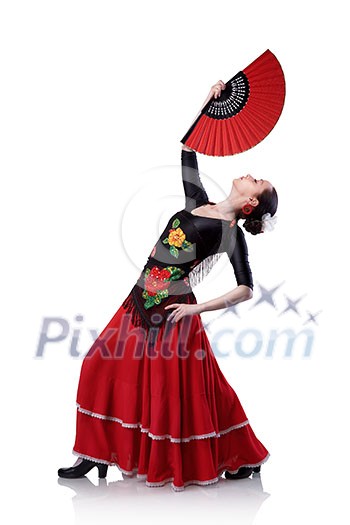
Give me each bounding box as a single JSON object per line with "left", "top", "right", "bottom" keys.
{"left": 142, "top": 265, "right": 185, "bottom": 309}
{"left": 144, "top": 267, "right": 171, "bottom": 296}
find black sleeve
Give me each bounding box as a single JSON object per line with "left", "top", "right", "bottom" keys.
{"left": 181, "top": 149, "right": 209, "bottom": 212}
{"left": 225, "top": 226, "right": 254, "bottom": 290}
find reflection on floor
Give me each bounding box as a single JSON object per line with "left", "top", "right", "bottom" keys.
{"left": 58, "top": 471, "right": 270, "bottom": 525}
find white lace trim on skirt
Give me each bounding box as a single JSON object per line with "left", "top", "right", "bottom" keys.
{"left": 222, "top": 452, "right": 271, "bottom": 474}
{"left": 76, "top": 402, "right": 249, "bottom": 443}
{"left": 71, "top": 450, "right": 271, "bottom": 491}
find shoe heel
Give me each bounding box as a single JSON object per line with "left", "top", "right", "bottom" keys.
{"left": 252, "top": 466, "right": 261, "bottom": 473}
{"left": 97, "top": 463, "right": 108, "bottom": 478}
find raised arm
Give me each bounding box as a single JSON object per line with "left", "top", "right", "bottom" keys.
{"left": 180, "top": 80, "right": 227, "bottom": 212}
{"left": 181, "top": 148, "right": 209, "bottom": 211}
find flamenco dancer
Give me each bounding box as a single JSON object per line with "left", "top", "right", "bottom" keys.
{"left": 58, "top": 80, "right": 279, "bottom": 491}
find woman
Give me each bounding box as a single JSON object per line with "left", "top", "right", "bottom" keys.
{"left": 58, "top": 81, "right": 278, "bottom": 491}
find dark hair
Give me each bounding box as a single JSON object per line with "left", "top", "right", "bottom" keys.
{"left": 241, "top": 186, "right": 278, "bottom": 235}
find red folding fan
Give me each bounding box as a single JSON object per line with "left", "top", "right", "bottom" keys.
{"left": 180, "top": 49, "right": 286, "bottom": 157}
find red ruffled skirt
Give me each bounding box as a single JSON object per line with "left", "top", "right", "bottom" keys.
{"left": 72, "top": 297, "right": 270, "bottom": 491}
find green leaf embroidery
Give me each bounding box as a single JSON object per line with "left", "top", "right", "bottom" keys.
{"left": 169, "top": 245, "right": 179, "bottom": 258}
{"left": 172, "top": 218, "right": 180, "bottom": 228}
{"left": 158, "top": 289, "right": 169, "bottom": 299}
{"left": 168, "top": 266, "right": 184, "bottom": 281}
{"left": 162, "top": 237, "right": 169, "bottom": 244}
{"left": 182, "top": 240, "right": 193, "bottom": 252}
{"left": 144, "top": 296, "right": 155, "bottom": 309}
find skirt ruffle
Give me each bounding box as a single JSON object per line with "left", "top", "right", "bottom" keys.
{"left": 73, "top": 298, "right": 270, "bottom": 491}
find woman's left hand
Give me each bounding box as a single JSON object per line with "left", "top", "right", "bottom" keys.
{"left": 164, "top": 303, "right": 201, "bottom": 323}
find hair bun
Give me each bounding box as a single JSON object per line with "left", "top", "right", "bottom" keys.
{"left": 243, "top": 218, "right": 263, "bottom": 235}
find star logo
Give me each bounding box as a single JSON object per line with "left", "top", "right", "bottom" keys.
{"left": 303, "top": 310, "right": 322, "bottom": 325}
{"left": 250, "top": 282, "right": 285, "bottom": 310}
{"left": 198, "top": 281, "right": 321, "bottom": 335}
{"left": 279, "top": 294, "right": 307, "bottom": 316}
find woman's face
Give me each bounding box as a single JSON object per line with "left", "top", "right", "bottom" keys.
{"left": 233, "top": 174, "right": 273, "bottom": 198}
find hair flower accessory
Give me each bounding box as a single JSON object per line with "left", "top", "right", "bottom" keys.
{"left": 261, "top": 213, "right": 277, "bottom": 232}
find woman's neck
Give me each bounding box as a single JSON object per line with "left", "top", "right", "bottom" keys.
{"left": 211, "top": 198, "right": 240, "bottom": 222}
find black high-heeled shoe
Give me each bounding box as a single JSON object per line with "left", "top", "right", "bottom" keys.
{"left": 58, "top": 458, "right": 108, "bottom": 479}
{"left": 224, "top": 465, "right": 261, "bottom": 480}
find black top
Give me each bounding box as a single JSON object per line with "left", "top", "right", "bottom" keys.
{"left": 122, "top": 149, "right": 253, "bottom": 330}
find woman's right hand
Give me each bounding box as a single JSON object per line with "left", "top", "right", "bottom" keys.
{"left": 186, "top": 79, "right": 228, "bottom": 132}
{"left": 209, "top": 80, "right": 226, "bottom": 99}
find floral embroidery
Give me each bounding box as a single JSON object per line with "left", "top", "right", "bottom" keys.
{"left": 142, "top": 265, "right": 185, "bottom": 309}
{"left": 162, "top": 217, "right": 193, "bottom": 259}
{"left": 169, "top": 227, "right": 185, "bottom": 247}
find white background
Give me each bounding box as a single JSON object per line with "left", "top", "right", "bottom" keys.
{"left": 1, "top": 1, "right": 349, "bottom": 523}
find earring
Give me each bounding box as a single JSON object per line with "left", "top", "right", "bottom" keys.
{"left": 242, "top": 203, "right": 253, "bottom": 215}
